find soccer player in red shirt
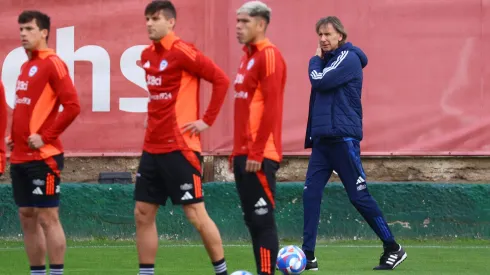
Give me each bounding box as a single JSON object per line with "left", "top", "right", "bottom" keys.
{"left": 0, "top": 81, "right": 7, "bottom": 177}
{"left": 6, "top": 10, "right": 81, "bottom": 275}
{"left": 134, "top": 2, "right": 230, "bottom": 275}
{"left": 232, "top": 1, "right": 287, "bottom": 274}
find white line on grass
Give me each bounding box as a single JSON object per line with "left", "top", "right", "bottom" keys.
{"left": 0, "top": 244, "right": 489, "bottom": 251}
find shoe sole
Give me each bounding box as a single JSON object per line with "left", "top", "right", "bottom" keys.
{"left": 306, "top": 268, "right": 319, "bottom": 271}
{"left": 392, "top": 252, "right": 408, "bottom": 270}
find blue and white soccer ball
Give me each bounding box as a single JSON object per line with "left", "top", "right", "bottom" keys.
{"left": 276, "top": 245, "right": 307, "bottom": 274}
{"left": 230, "top": 271, "right": 253, "bottom": 275}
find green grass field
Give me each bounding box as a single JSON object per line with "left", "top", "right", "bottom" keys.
{"left": 1, "top": 240, "right": 489, "bottom": 274}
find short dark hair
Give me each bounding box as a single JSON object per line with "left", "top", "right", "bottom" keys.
{"left": 18, "top": 10, "right": 51, "bottom": 41}
{"left": 145, "top": 0, "right": 177, "bottom": 19}
{"left": 315, "top": 16, "right": 348, "bottom": 45}
{"left": 248, "top": 9, "right": 270, "bottom": 25}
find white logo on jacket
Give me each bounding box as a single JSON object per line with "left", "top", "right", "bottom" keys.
{"left": 28, "top": 66, "right": 38, "bottom": 77}
{"left": 149, "top": 92, "right": 172, "bottom": 101}
{"left": 16, "top": 80, "right": 29, "bottom": 91}
{"left": 159, "top": 60, "right": 168, "bottom": 71}
{"left": 234, "top": 73, "right": 244, "bottom": 84}
{"left": 234, "top": 91, "right": 248, "bottom": 99}
{"left": 146, "top": 75, "right": 162, "bottom": 86}
{"left": 247, "top": 59, "right": 254, "bottom": 70}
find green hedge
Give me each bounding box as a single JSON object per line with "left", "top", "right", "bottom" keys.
{"left": 0, "top": 182, "right": 488, "bottom": 240}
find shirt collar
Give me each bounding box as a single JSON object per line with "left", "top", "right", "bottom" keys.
{"left": 325, "top": 42, "right": 352, "bottom": 58}
{"left": 27, "top": 48, "right": 55, "bottom": 60}
{"left": 154, "top": 31, "right": 179, "bottom": 51}
{"left": 242, "top": 38, "right": 271, "bottom": 56}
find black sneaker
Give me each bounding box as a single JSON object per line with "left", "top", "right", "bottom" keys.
{"left": 305, "top": 257, "right": 318, "bottom": 271}
{"left": 373, "top": 245, "right": 407, "bottom": 270}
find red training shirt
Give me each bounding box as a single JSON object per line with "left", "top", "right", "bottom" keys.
{"left": 140, "top": 31, "right": 229, "bottom": 159}
{"left": 232, "top": 39, "right": 287, "bottom": 163}
{"left": 10, "top": 49, "right": 81, "bottom": 164}
{"left": 0, "top": 81, "right": 7, "bottom": 174}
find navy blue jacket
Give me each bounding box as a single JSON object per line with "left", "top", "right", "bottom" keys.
{"left": 304, "top": 42, "right": 368, "bottom": 148}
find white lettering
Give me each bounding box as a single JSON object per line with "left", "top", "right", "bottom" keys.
{"left": 15, "top": 96, "right": 31, "bottom": 105}
{"left": 147, "top": 75, "right": 162, "bottom": 86}
{"left": 149, "top": 92, "right": 172, "bottom": 101}
{"left": 234, "top": 91, "right": 248, "bottom": 99}
{"left": 1, "top": 26, "right": 151, "bottom": 113}
{"left": 234, "top": 73, "right": 245, "bottom": 84}
{"left": 119, "top": 45, "right": 149, "bottom": 113}
{"left": 15, "top": 80, "right": 29, "bottom": 91}
{"left": 2, "top": 48, "right": 27, "bottom": 108}
{"left": 56, "top": 26, "right": 111, "bottom": 112}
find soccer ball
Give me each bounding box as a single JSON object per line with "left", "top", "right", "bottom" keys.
{"left": 230, "top": 271, "right": 253, "bottom": 275}
{"left": 276, "top": 245, "right": 307, "bottom": 274}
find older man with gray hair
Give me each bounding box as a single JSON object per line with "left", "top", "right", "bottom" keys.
{"left": 302, "top": 16, "right": 407, "bottom": 271}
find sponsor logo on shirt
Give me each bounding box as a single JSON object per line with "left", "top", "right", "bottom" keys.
{"left": 16, "top": 80, "right": 29, "bottom": 91}
{"left": 149, "top": 92, "right": 172, "bottom": 101}
{"left": 234, "top": 73, "right": 244, "bottom": 84}
{"left": 147, "top": 75, "right": 162, "bottom": 86}
{"left": 234, "top": 91, "right": 248, "bottom": 99}
{"left": 15, "top": 96, "right": 31, "bottom": 105}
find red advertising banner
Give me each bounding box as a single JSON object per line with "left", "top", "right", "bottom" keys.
{"left": 1, "top": 0, "right": 489, "bottom": 156}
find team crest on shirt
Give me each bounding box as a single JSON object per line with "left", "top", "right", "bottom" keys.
{"left": 28, "top": 66, "right": 38, "bottom": 77}
{"left": 247, "top": 59, "right": 254, "bottom": 70}
{"left": 159, "top": 60, "right": 168, "bottom": 71}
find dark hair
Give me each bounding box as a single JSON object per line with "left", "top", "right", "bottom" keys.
{"left": 315, "top": 16, "right": 348, "bottom": 45}
{"left": 145, "top": 0, "right": 177, "bottom": 19}
{"left": 18, "top": 10, "right": 51, "bottom": 41}
{"left": 248, "top": 9, "right": 270, "bottom": 25}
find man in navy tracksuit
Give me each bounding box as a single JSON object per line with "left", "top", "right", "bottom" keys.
{"left": 302, "top": 16, "right": 407, "bottom": 271}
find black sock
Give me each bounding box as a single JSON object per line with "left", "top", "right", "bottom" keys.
{"left": 304, "top": 250, "right": 315, "bottom": 260}
{"left": 383, "top": 241, "right": 400, "bottom": 252}
{"left": 139, "top": 264, "right": 154, "bottom": 275}
{"left": 49, "top": 264, "right": 64, "bottom": 275}
{"left": 212, "top": 258, "right": 227, "bottom": 275}
{"left": 30, "top": 265, "right": 46, "bottom": 275}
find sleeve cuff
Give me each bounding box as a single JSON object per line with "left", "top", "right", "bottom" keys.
{"left": 247, "top": 153, "right": 264, "bottom": 163}
{"left": 41, "top": 135, "right": 54, "bottom": 145}
{"left": 202, "top": 116, "right": 213, "bottom": 127}
{"left": 310, "top": 55, "right": 324, "bottom": 63}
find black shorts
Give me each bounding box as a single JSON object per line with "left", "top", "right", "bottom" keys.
{"left": 134, "top": 150, "right": 204, "bottom": 206}
{"left": 10, "top": 154, "right": 64, "bottom": 208}
{"left": 233, "top": 156, "right": 280, "bottom": 216}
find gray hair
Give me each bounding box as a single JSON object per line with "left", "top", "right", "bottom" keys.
{"left": 316, "top": 16, "right": 348, "bottom": 45}
{"left": 237, "top": 1, "right": 272, "bottom": 24}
